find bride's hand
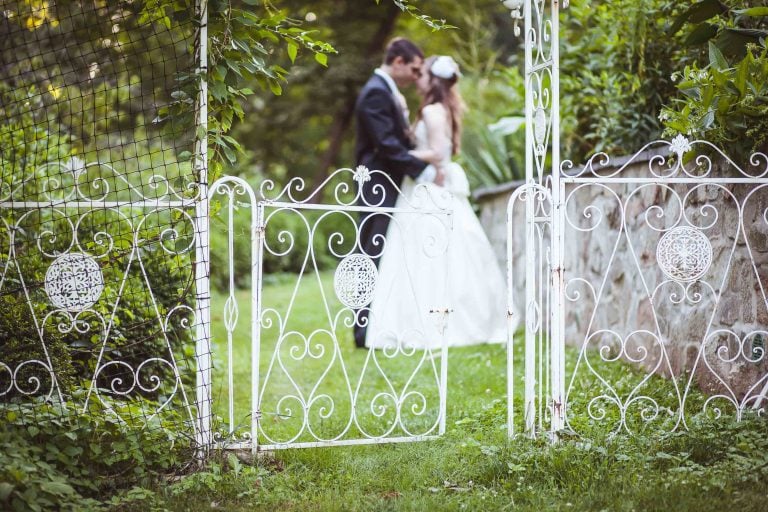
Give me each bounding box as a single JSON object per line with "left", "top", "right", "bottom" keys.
{"left": 434, "top": 166, "right": 446, "bottom": 187}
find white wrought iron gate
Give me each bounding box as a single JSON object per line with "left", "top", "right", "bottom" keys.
{"left": 209, "top": 170, "right": 454, "bottom": 452}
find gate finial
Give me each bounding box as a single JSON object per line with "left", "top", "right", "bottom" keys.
{"left": 501, "top": 0, "right": 523, "bottom": 36}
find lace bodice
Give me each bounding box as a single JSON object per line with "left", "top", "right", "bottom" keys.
{"left": 413, "top": 103, "right": 470, "bottom": 197}
{"left": 414, "top": 104, "right": 453, "bottom": 165}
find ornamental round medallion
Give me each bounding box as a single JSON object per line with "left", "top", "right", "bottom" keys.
{"left": 656, "top": 226, "right": 712, "bottom": 282}
{"left": 45, "top": 253, "right": 104, "bottom": 311}
{"left": 334, "top": 254, "right": 378, "bottom": 309}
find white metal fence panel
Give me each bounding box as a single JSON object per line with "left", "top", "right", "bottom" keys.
{"left": 561, "top": 139, "right": 768, "bottom": 435}
{"left": 1, "top": 0, "right": 208, "bottom": 450}
{"left": 507, "top": 0, "right": 767, "bottom": 440}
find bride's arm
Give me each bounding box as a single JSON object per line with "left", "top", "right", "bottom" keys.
{"left": 409, "top": 104, "right": 451, "bottom": 165}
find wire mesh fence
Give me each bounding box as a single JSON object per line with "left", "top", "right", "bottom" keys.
{"left": 1, "top": 0, "right": 207, "bottom": 460}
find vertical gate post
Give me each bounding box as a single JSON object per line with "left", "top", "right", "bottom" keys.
{"left": 252, "top": 201, "right": 265, "bottom": 454}
{"left": 549, "top": 0, "right": 566, "bottom": 435}
{"left": 513, "top": 0, "right": 567, "bottom": 438}
{"left": 194, "top": 0, "right": 212, "bottom": 451}
{"left": 522, "top": 0, "right": 537, "bottom": 439}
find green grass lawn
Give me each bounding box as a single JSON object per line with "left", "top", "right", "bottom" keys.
{"left": 209, "top": 271, "right": 493, "bottom": 446}
{"left": 121, "top": 272, "right": 768, "bottom": 511}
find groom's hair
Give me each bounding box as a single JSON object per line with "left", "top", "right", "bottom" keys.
{"left": 383, "top": 37, "right": 423, "bottom": 64}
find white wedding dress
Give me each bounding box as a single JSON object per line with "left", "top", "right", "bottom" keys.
{"left": 365, "top": 104, "right": 509, "bottom": 349}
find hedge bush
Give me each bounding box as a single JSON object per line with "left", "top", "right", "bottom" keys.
{"left": 0, "top": 400, "right": 193, "bottom": 512}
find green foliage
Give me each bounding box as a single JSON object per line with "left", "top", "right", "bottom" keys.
{"left": 461, "top": 124, "right": 524, "bottom": 188}
{"left": 382, "top": 0, "right": 455, "bottom": 31}
{"left": 670, "top": 0, "right": 768, "bottom": 61}
{"left": 660, "top": 43, "right": 768, "bottom": 157}
{"left": 660, "top": 2, "right": 768, "bottom": 158}
{"left": 201, "top": 0, "right": 336, "bottom": 177}
{"left": 0, "top": 400, "right": 193, "bottom": 512}
{"left": 460, "top": 67, "right": 526, "bottom": 188}
{"left": 0, "top": 434, "right": 98, "bottom": 512}
{"left": 561, "top": 0, "right": 684, "bottom": 163}
{"left": 558, "top": 0, "right": 768, "bottom": 165}
{"left": 448, "top": 3, "right": 525, "bottom": 189}
{"left": 0, "top": 293, "right": 76, "bottom": 400}
{"left": 0, "top": 83, "right": 73, "bottom": 195}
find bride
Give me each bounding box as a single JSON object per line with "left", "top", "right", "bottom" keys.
{"left": 365, "top": 55, "right": 509, "bottom": 350}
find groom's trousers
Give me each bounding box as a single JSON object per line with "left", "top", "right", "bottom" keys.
{"left": 353, "top": 209, "right": 391, "bottom": 348}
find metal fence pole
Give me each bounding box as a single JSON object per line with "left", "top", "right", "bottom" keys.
{"left": 549, "top": 0, "right": 566, "bottom": 436}
{"left": 522, "top": 0, "right": 538, "bottom": 439}
{"left": 252, "top": 201, "right": 265, "bottom": 454}
{"left": 194, "top": 0, "right": 212, "bottom": 451}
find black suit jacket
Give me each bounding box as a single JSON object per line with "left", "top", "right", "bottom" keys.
{"left": 354, "top": 73, "right": 428, "bottom": 208}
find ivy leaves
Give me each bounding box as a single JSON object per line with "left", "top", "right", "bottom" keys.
{"left": 202, "top": 2, "right": 337, "bottom": 175}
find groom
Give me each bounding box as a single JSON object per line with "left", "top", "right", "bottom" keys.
{"left": 352, "top": 37, "right": 435, "bottom": 348}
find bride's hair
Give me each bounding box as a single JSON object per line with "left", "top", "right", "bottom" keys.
{"left": 418, "top": 55, "right": 466, "bottom": 155}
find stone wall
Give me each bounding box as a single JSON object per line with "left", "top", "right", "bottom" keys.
{"left": 474, "top": 151, "right": 768, "bottom": 403}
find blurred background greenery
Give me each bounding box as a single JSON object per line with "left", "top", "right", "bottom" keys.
{"left": 216, "top": 0, "right": 767, "bottom": 193}
{"left": 207, "top": 0, "right": 767, "bottom": 281}
{"left": 3, "top": 0, "right": 767, "bottom": 285}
